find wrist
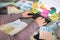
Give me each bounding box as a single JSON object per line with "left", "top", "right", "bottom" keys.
{"left": 34, "top": 20, "right": 43, "bottom": 27}
{"left": 34, "top": 20, "right": 40, "bottom": 26}
{"left": 32, "top": 21, "right": 39, "bottom": 27}
{"left": 18, "top": 13, "right": 23, "bottom": 18}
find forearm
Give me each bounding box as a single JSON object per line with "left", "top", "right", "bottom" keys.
{"left": 15, "top": 21, "right": 39, "bottom": 40}
{"left": 0, "top": 21, "right": 39, "bottom": 40}
{"left": 0, "top": 13, "right": 22, "bottom": 25}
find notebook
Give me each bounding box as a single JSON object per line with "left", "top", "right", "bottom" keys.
{"left": 0, "top": 19, "right": 27, "bottom": 36}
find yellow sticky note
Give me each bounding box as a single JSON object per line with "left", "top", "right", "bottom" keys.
{"left": 40, "top": 3, "right": 45, "bottom": 9}
{"left": 49, "top": 13, "right": 59, "bottom": 21}
{"left": 32, "top": 2, "right": 38, "bottom": 9}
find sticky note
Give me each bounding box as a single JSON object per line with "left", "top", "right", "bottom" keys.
{"left": 41, "top": 9, "right": 50, "bottom": 18}
{"left": 31, "top": 9, "right": 39, "bottom": 14}
{"left": 50, "top": 7, "right": 56, "bottom": 14}
{"left": 49, "top": 13, "right": 59, "bottom": 21}
{"left": 32, "top": 2, "right": 38, "bottom": 9}
{"left": 40, "top": 3, "right": 45, "bottom": 9}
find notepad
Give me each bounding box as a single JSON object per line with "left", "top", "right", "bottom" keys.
{"left": 0, "top": 19, "right": 27, "bottom": 36}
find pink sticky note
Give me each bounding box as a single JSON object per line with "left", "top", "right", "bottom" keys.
{"left": 41, "top": 9, "right": 50, "bottom": 18}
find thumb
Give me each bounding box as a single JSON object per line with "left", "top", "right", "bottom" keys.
{"left": 27, "top": 15, "right": 33, "bottom": 17}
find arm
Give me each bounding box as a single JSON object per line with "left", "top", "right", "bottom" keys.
{"left": 0, "top": 21, "right": 39, "bottom": 40}
{"left": 0, "top": 10, "right": 32, "bottom": 25}
{"left": 15, "top": 17, "right": 47, "bottom": 40}
{"left": 15, "top": 21, "right": 39, "bottom": 40}
{"left": 0, "top": 17, "right": 47, "bottom": 40}
{"left": 0, "top": 13, "right": 22, "bottom": 25}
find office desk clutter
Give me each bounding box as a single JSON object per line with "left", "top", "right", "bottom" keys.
{"left": 6, "top": 0, "right": 60, "bottom": 22}
{"left": 0, "top": 0, "right": 60, "bottom": 40}
{"left": 31, "top": 1, "right": 60, "bottom": 22}
{"left": 30, "top": 1, "right": 60, "bottom": 40}
{"left": 0, "top": 0, "right": 60, "bottom": 21}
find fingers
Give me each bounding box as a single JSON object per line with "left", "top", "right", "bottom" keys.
{"left": 27, "top": 12, "right": 33, "bottom": 17}
{"left": 37, "top": 17, "right": 45, "bottom": 22}
{"left": 40, "top": 18, "right": 47, "bottom": 25}
{"left": 35, "top": 17, "right": 47, "bottom": 26}
{"left": 40, "top": 18, "right": 45, "bottom": 22}
{"left": 36, "top": 17, "right": 42, "bottom": 20}
{"left": 43, "top": 22, "right": 47, "bottom": 25}
{"left": 22, "top": 10, "right": 33, "bottom": 18}
{"left": 27, "top": 15, "right": 33, "bottom": 17}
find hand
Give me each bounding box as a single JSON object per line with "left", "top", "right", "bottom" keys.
{"left": 35, "top": 17, "right": 47, "bottom": 27}
{"left": 22, "top": 10, "right": 33, "bottom": 18}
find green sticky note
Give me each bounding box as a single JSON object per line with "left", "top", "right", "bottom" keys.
{"left": 50, "top": 8, "right": 56, "bottom": 14}
{"left": 31, "top": 9, "right": 39, "bottom": 14}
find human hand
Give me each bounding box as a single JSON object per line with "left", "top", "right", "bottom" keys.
{"left": 22, "top": 10, "right": 33, "bottom": 18}
{"left": 35, "top": 17, "right": 47, "bottom": 27}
